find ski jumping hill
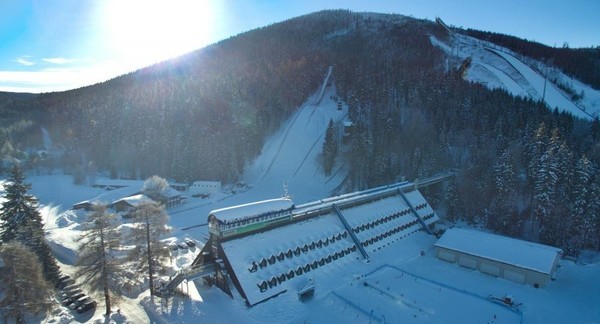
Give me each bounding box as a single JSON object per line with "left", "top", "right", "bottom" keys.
{"left": 431, "top": 33, "right": 600, "bottom": 120}
{"left": 241, "top": 66, "right": 347, "bottom": 203}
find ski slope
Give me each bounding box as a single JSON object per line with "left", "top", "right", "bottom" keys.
{"left": 167, "top": 70, "right": 349, "bottom": 239}
{"left": 431, "top": 34, "right": 600, "bottom": 119}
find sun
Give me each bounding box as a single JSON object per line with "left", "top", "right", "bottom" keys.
{"left": 101, "top": 0, "right": 217, "bottom": 68}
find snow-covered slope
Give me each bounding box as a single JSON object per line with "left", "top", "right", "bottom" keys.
{"left": 431, "top": 34, "right": 600, "bottom": 119}
{"left": 7, "top": 67, "right": 600, "bottom": 323}
{"left": 168, "top": 74, "right": 349, "bottom": 238}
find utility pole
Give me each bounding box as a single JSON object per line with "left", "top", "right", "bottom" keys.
{"left": 542, "top": 58, "right": 554, "bottom": 105}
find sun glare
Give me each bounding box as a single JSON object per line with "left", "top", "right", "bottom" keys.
{"left": 102, "top": 0, "right": 216, "bottom": 68}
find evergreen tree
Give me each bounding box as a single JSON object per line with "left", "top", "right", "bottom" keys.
{"left": 0, "top": 242, "right": 53, "bottom": 324}
{"left": 444, "top": 178, "right": 460, "bottom": 222}
{"left": 490, "top": 149, "right": 519, "bottom": 235}
{"left": 526, "top": 123, "right": 548, "bottom": 192}
{"left": 535, "top": 129, "right": 562, "bottom": 246}
{"left": 127, "top": 202, "right": 171, "bottom": 296}
{"left": 75, "top": 204, "right": 124, "bottom": 315}
{"left": 322, "top": 119, "right": 337, "bottom": 176}
{"left": 569, "top": 156, "right": 597, "bottom": 254}
{"left": 0, "top": 166, "right": 60, "bottom": 283}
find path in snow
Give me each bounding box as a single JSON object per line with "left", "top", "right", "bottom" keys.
{"left": 431, "top": 34, "right": 596, "bottom": 120}
{"left": 487, "top": 48, "right": 592, "bottom": 119}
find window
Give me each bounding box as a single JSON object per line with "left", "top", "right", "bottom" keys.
{"left": 277, "top": 274, "right": 286, "bottom": 284}
{"left": 268, "top": 277, "right": 278, "bottom": 288}
{"left": 249, "top": 262, "right": 258, "bottom": 273}
{"left": 258, "top": 281, "right": 268, "bottom": 292}
{"left": 286, "top": 270, "right": 295, "bottom": 279}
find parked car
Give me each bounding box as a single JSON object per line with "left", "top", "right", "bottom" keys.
{"left": 69, "top": 296, "right": 92, "bottom": 310}
{"left": 168, "top": 242, "right": 178, "bottom": 251}
{"left": 61, "top": 288, "right": 82, "bottom": 300}
{"left": 177, "top": 242, "right": 188, "bottom": 250}
{"left": 184, "top": 238, "right": 196, "bottom": 247}
{"left": 62, "top": 283, "right": 79, "bottom": 292}
{"left": 63, "top": 292, "right": 85, "bottom": 306}
{"left": 57, "top": 275, "right": 73, "bottom": 288}
{"left": 77, "top": 300, "right": 97, "bottom": 313}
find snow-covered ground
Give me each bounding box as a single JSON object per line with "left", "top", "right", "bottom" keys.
{"left": 2, "top": 76, "right": 600, "bottom": 323}
{"left": 431, "top": 34, "right": 600, "bottom": 119}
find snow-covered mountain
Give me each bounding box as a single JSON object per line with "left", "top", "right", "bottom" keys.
{"left": 14, "top": 69, "right": 600, "bottom": 323}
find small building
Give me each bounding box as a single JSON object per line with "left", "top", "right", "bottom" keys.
{"left": 146, "top": 187, "right": 183, "bottom": 208}
{"left": 73, "top": 200, "right": 95, "bottom": 211}
{"left": 189, "top": 181, "right": 221, "bottom": 197}
{"left": 170, "top": 182, "right": 189, "bottom": 192}
{"left": 434, "top": 228, "right": 563, "bottom": 288}
{"left": 111, "top": 194, "right": 154, "bottom": 215}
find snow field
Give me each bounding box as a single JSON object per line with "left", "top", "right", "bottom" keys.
{"left": 317, "top": 265, "right": 520, "bottom": 323}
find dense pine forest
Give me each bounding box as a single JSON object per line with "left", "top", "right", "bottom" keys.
{"left": 1, "top": 10, "right": 599, "bottom": 254}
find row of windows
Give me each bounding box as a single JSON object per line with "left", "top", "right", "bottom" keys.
{"left": 351, "top": 204, "right": 431, "bottom": 235}
{"left": 360, "top": 212, "right": 435, "bottom": 248}
{"left": 352, "top": 206, "right": 422, "bottom": 234}
{"left": 361, "top": 219, "right": 419, "bottom": 247}
{"left": 256, "top": 246, "right": 355, "bottom": 293}
{"left": 219, "top": 210, "right": 292, "bottom": 230}
{"left": 248, "top": 230, "right": 349, "bottom": 273}
{"left": 414, "top": 202, "right": 428, "bottom": 210}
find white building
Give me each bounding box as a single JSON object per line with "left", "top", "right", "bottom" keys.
{"left": 189, "top": 181, "right": 221, "bottom": 197}
{"left": 434, "top": 228, "right": 563, "bottom": 288}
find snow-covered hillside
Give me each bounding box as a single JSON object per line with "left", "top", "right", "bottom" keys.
{"left": 3, "top": 74, "right": 600, "bottom": 323}
{"left": 431, "top": 34, "right": 600, "bottom": 119}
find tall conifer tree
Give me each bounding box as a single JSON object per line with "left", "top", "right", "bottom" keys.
{"left": 0, "top": 166, "right": 60, "bottom": 283}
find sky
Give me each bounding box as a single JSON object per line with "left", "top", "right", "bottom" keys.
{"left": 1, "top": 0, "right": 599, "bottom": 94}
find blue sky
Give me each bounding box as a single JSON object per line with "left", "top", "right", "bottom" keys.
{"left": 1, "top": 0, "right": 599, "bottom": 93}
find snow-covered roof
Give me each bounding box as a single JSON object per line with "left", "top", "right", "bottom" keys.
{"left": 192, "top": 180, "right": 221, "bottom": 185}
{"left": 73, "top": 185, "right": 142, "bottom": 208}
{"left": 219, "top": 189, "right": 437, "bottom": 305}
{"left": 159, "top": 187, "right": 181, "bottom": 198}
{"left": 112, "top": 194, "right": 154, "bottom": 207}
{"left": 435, "top": 228, "right": 562, "bottom": 274}
{"left": 208, "top": 198, "right": 294, "bottom": 224}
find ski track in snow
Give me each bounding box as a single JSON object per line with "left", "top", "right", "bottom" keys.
{"left": 432, "top": 34, "right": 600, "bottom": 119}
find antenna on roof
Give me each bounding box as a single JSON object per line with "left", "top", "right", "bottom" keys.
{"left": 282, "top": 183, "right": 290, "bottom": 199}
